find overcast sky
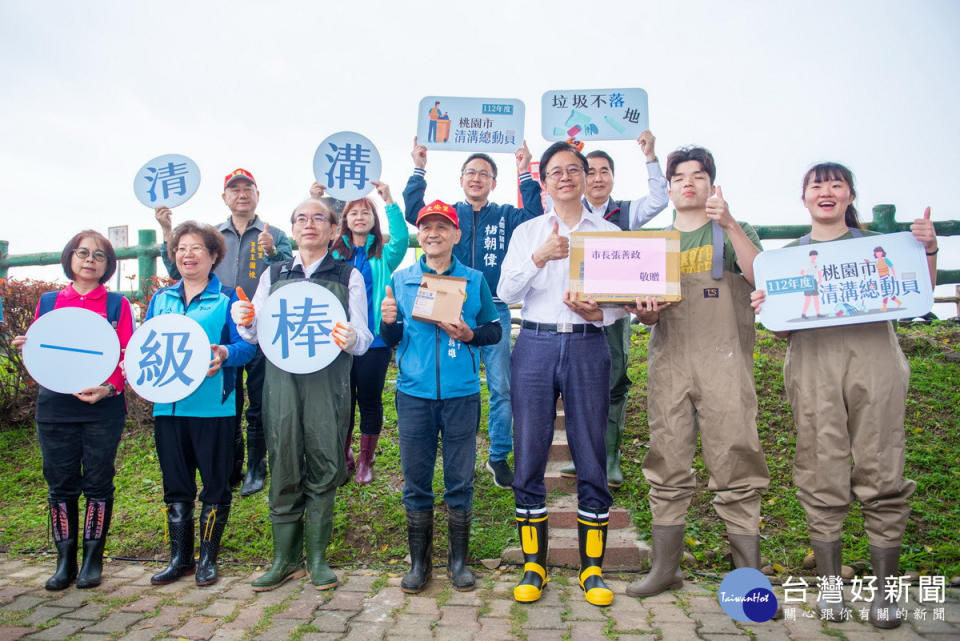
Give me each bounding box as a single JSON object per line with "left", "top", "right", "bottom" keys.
{"left": 2, "top": 0, "right": 957, "bottom": 311}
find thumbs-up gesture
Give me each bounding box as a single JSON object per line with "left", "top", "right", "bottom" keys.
{"left": 705, "top": 185, "right": 734, "bottom": 230}
{"left": 258, "top": 223, "right": 275, "bottom": 256}
{"left": 231, "top": 287, "right": 255, "bottom": 327}
{"left": 411, "top": 136, "right": 427, "bottom": 169}
{"left": 910, "top": 206, "right": 937, "bottom": 254}
{"left": 532, "top": 220, "right": 570, "bottom": 268}
{"left": 381, "top": 285, "right": 398, "bottom": 325}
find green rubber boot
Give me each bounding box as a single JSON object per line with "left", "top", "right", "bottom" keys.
{"left": 304, "top": 491, "right": 338, "bottom": 590}
{"left": 252, "top": 521, "right": 305, "bottom": 591}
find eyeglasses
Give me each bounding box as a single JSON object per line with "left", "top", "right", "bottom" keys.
{"left": 174, "top": 244, "right": 209, "bottom": 255}
{"left": 73, "top": 248, "right": 107, "bottom": 262}
{"left": 462, "top": 168, "right": 494, "bottom": 180}
{"left": 545, "top": 166, "right": 584, "bottom": 181}
{"left": 294, "top": 213, "right": 332, "bottom": 225}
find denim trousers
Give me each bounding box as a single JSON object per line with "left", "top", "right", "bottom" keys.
{"left": 481, "top": 305, "right": 513, "bottom": 462}
{"left": 37, "top": 416, "right": 125, "bottom": 501}
{"left": 396, "top": 391, "right": 480, "bottom": 512}
{"left": 511, "top": 328, "right": 612, "bottom": 511}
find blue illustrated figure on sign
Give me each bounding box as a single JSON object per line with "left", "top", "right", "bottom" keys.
{"left": 313, "top": 132, "right": 382, "bottom": 202}
{"left": 133, "top": 154, "right": 201, "bottom": 209}
{"left": 270, "top": 298, "right": 334, "bottom": 359}
{"left": 136, "top": 329, "right": 195, "bottom": 387}
{"left": 427, "top": 101, "right": 441, "bottom": 143}
{"left": 145, "top": 161, "right": 190, "bottom": 203}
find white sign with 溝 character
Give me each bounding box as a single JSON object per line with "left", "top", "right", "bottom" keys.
{"left": 125, "top": 314, "right": 211, "bottom": 403}
{"left": 753, "top": 231, "right": 933, "bottom": 332}
{"left": 312, "top": 131, "right": 382, "bottom": 201}
{"left": 258, "top": 280, "right": 348, "bottom": 374}
{"left": 23, "top": 308, "right": 121, "bottom": 394}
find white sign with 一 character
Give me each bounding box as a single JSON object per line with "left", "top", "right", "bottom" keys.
{"left": 23, "top": 307, "right": 121, "bottom": 394}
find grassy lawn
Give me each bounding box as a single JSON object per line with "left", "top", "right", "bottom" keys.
{"left": 1, "top": 323, "right": 958, "bottom": 578}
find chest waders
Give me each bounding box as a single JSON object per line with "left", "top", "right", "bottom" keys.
{"left": 789, "top": 228, "right": 912, "bottom": 628}
{"left": 628, "top": 221, "right": 771, "bottom": 600}
{"left": 253, "top": 257, "right": 354, "bottom": 592}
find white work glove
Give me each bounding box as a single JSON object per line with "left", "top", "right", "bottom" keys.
{"left": 231, "top": 299, "right": 255, "bottom": 328}
{"left": 332, "top": 321, "right": 357, "bottom": 352}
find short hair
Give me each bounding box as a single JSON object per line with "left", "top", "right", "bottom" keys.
{"left": 666, "top": 146, "right": 717, "bottom": 185}
{"left": 539, "top": 142, "right": 589, "bottom": 179}
{"left": 167, "top": 221, "right": 227, "bottom": 272}
{"left": 461, "top": 153, "right": 498, "bottom": 179}
{"left": 61, "top": 230, "right": 117, "bottom": 285}
{"left": 801, "top": 162, "right": 861, "bottom": 229}
{"left": 809, "top": 250, "right": 819, "bottom": 256}
{"left": 331, "top": 197, "right": 384, "bottom": 261}
{"left": 289, "top": 198, "right": 337, "bottom": 226}
{"left": 586, "top": 150, "right": 615, "bottom": 174}
{"left": 874, "top": 246, "right": 886, "bottom": 256}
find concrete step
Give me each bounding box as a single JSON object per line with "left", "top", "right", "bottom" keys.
{"left": 548, "top": 430, "right": 569, "bottom": 461}
{"left": 544, "top": 460, "right": 577, "bottom": 493}
{"left": 553, "top": 409, "right": 565, "bottom": 432}
{"left": 502, "top": 525, "right": 651, "bottom": 570}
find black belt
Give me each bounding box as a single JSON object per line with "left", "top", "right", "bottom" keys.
{"left": 521, "top": 321, "right": 603, "bottom": 334}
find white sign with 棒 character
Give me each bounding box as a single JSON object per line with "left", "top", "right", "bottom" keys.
{"left": 258, "top": 280, "right": 348, "bottom": 374}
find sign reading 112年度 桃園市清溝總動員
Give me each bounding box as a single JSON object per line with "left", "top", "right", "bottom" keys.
{"left": 541, "top": 88, "right": 649, "bottom": 141}
{"left": 416, "top": 96, "right": 525, "bottom": 153}
{"left": 753, "top": 231, "right": 934, "bottom": 332}
{"left": 133, "top": 153, "right": 201, "bottom": 209}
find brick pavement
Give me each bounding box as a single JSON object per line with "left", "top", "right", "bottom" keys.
{"left": 0, "top": 555, "right": 956, "bottom": 640}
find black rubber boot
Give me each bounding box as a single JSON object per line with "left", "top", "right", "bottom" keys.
{"left": 196, "top": 503, "right": 229, "bottom": 586}
{"left": 45, "top": 499, "right": 78, "bottom": 591}
{"left": 577, "top": 507, "right": 613, "bottom": 606}
{"left": 150, "top": 502, "right": 196, "bottom": 585}
{"left": 241, "top": 440, "right": 267, "bottom": 497}
{"left": 76, "top": 498, "right": 112, "bottom": 589}
{"left": 514, "top": 504, "right": 549, "bottom": 603}
{"left": 447, "top": 508, "right": 475, "bottom": 591}
{"left": 401, "top": 510, "right": 433, "bottom": 594}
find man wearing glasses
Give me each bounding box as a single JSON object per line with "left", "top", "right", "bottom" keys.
{"left": 560, "top": 131, "right": 669, "bottom": 489}
{"left": 231, "top": 198, "right": 371, "bottom": 591}
{"left": 498, "top": 142, "right": 625, "bottom": 607}
{"left": 156, "top": 169, "right": 293, "bottom": 498}
{"left": 402, "top": 138, "right": 543, "bottom": 490}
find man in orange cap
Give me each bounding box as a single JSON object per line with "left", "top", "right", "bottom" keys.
{"left": 380, "top": 200, "right": 503, "bottom": 594}
{"left": 155, "top": 168, "right": 293, "bottom": 499}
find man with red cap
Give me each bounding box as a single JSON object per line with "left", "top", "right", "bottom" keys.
{"left": 380, "top": 200, "right": 503, "bottom": 594}
{"left": 156, "top": 168, "right": 293, "bottom": 499}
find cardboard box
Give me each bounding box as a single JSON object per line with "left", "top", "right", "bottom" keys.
{"left": 569, "top": 230, "right": 682, "bottom": 304}
{"left": 411, "top": 273, "right": 467, "bottom": 324}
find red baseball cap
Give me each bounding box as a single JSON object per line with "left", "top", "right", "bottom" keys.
{"left": 223, "top": 168, "right": 257, "bottom": 190}
{"left": 416, "top": 200, "right": 459, "bottom": 228}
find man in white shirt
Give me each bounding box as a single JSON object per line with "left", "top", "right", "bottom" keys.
{"left": 498, "top": 142, "right": 624, "bottom": 608}
{"left": 561, "top": 130, "right": 669, "bottom": 488}
{"left": 231, "top": 198, "right": 371, "bottom": 592}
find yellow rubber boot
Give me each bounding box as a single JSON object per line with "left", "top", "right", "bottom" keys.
{"left": 513, "top": 505, "right": 548, "bottom": 603}
{"left": 578, "top": 508, "right": 613, "bottom": 607}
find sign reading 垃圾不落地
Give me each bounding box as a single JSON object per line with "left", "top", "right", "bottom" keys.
{"left": 416, "top": 96, "right": 525, "bottom": 153}
{"left": 541, "top": 88, "right": 649, "bottom": 141}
